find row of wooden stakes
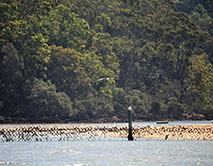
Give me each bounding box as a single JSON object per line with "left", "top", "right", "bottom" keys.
{"left": 0, "top": 124, "right": 212, "bottom": 142}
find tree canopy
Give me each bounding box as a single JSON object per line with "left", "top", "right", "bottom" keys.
{"left": 0, "top": 0, "right": 212, "bottom": 123}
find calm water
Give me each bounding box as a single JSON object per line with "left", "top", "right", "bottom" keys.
{"left": 1, "top": 120, "right": 213, "bottom": 129}
{"left": 0, "top": 121, "right": 213, "bottom": 166}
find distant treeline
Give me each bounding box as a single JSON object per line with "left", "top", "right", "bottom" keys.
{"left": 0, "top": 0, "right": 212, "bottom": 123}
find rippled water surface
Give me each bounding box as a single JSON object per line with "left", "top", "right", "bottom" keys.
{"left": 0, "top": 121, "right": 213, "bottom": 166}
{"left": 0, "top": 139, "right": 213, "bottom": 166}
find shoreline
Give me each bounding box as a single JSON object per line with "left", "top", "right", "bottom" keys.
{"left": 131, "top": 124, "right": 213, "bottom": 140}
{"left": 0, "top": 114, "right": 210, "bottom": 124}
{"left": 98, "top": 124, "right": 213, "bottom": 140}
{"left": 0, "top": 118, "right": 212, "bottom": 125}
{"left": 0, "top": 124, "right": 212, "bottom": 141}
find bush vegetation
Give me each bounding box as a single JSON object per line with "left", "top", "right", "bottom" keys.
{"left": 0, "top": 0, "right": 212, "bottom": 122}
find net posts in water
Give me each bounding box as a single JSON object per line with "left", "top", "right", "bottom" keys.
{"left": 0, "top": 123, "right": 212, "bottom": 142}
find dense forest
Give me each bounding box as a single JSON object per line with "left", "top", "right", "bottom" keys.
{"left": 0, "top": 0, "right": 212, "bottom": 123}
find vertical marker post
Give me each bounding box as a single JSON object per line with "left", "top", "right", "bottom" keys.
{"left": 128, "top": 106, "right": 134, "bottom": 141}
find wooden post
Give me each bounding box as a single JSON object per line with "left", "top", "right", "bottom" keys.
{"left": 128, "top": 106, "right": 134, "bottom": 141}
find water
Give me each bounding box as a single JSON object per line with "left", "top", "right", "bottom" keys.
{"left": 1, "top": 120, "right": 212, "bottom": 129}
{"left": 0, "top": 139, "right": 213, "bottom": 166}
{"left": 0, "top": 121, "right": 213, "bottom": 166}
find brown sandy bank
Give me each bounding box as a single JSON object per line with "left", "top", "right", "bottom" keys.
{"left": 0, "top": 124, "right": 212, "bottom": 141}
{"left": 104, "top": 124, "right": 213, "bottom": 140}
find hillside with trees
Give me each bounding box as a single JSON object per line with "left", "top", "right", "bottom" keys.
{"left": 0, "top": 0, "right": 212, "bottom": 123}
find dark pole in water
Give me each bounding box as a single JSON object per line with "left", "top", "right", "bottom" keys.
{"left": 128, "top": 106, "right": 134, "bottom": 141}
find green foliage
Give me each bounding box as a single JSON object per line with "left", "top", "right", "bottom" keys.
{"left": 73, "top": 93, "right": 114, "bottom": 121}
{"left": 0, "top": 0, "right": 213, "bottom": 122}
{"left": 190, "top": 4, "right": 213, "bottom": 37}
{"left": 0, "top": 43, "right": 24, "bottom": 116}
{"left": 184, "top": 54, "right": 213, "bottom": 110}
{"left": 175, "top": 0, "right": 213, "bottom": 17}
{"left": 125, "top": 90, "right": 152, "bottom": 119}
{"left": 42, "top": 4, "right": 91, "bottom": 49}
{"left": 47, "top": 45, "right": 90, "bottom": 99}
{"left": 28, "top": 78, "right": 73, "bottom": 121}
